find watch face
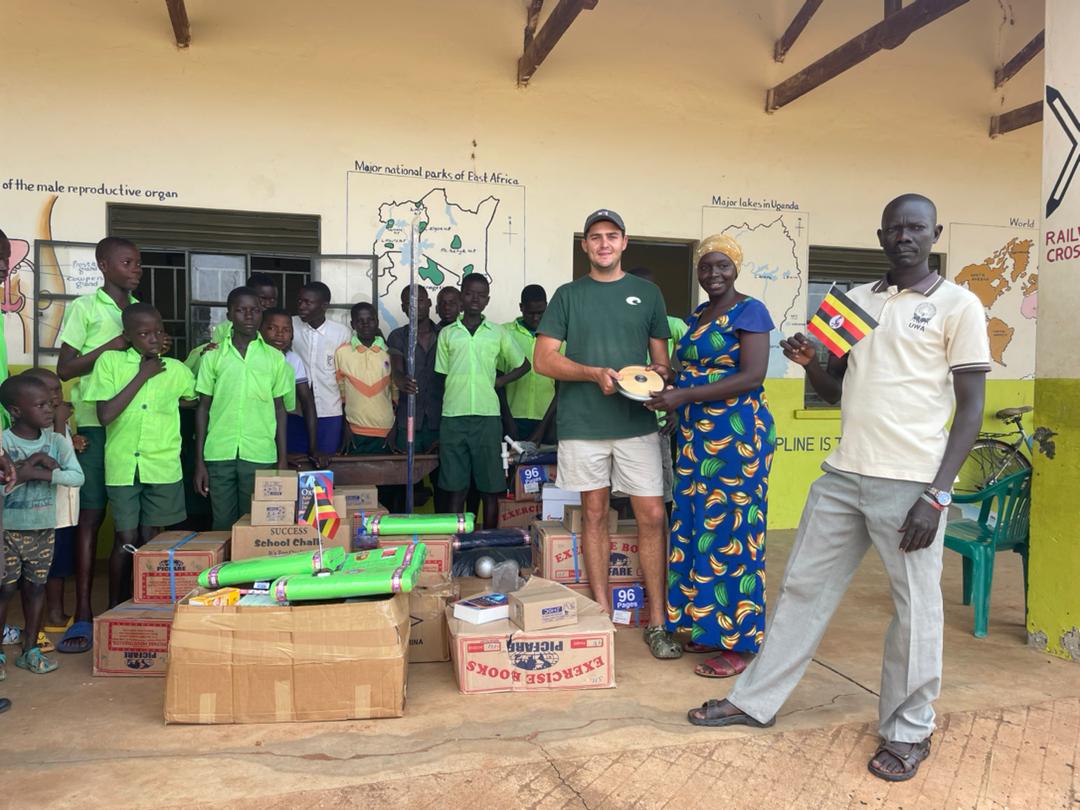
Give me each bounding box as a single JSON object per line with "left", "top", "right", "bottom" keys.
{"left": 935, "top": 491, "right": 952, "bottom": 507}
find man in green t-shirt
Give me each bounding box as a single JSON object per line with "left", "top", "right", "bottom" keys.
{"left": 534, "top": 209, "right": 680, "bottom": 660}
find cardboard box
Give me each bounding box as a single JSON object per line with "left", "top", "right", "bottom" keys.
{"left": 132, "top": 531, "right": 230, "bottom": 604}
{"left": 531, "top": 520, "right": 642, "bottom": 583}
{"left": 541, "top": 484, "right": 580, "bottom": 521}
{"left": 497, "top": 498, "right": 540, "bottom": 529}
{"left": 378, "top": 535, "right": 453, "bottom": 575}
{"left": 409, "top": 573, "right": 458, "bottom": 663}
{"left": 252, "top": 469, "right": 298, "bottom": 501}
{"left": 335, "top": 484, "right": 379, "bottom": 512}
{"left": 562, "top": 505, "right": 618, "bottom": 534}
{"left": 230, "top": 514, "right": 343, "bottom": 560}
{"left": 249, "top": 499, "right": 296, "bottom": 526}
{"left": 93, "top": 601, "right": 174, "bottom": 677}
{"left": 447, "top": 578, "right": 615, "bottom": 694}
{"left": 514, "top": 463, "right": 557, "bottom": 501}
{"left": 164, "top": 592, "right": 410, "bottom": 723}
{"left": 509, "top": 579, "right": 578, "bottom": 631}
{"left": 567, "top": 581, "right": 651, "bottom": 627}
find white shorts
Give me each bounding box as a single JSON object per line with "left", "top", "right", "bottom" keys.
{"left": 556, "top": 435, "right": 664, "bottom": 498}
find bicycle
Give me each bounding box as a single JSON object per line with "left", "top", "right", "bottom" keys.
{"left": 954, "top": 405, "right": 1032, "bottom": 494}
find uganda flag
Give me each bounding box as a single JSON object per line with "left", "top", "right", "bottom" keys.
{"left": 807, "top": 287, "right": 879, "bottom": 357}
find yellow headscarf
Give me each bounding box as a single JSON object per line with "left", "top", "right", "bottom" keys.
{"left": 694, "top": 234, "right": 744, "bottom": 272}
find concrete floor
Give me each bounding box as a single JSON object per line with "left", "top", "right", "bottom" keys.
{"left": 1, "top": 529, "right": 1076, "bottom": 809}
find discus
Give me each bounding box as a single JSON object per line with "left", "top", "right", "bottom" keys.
{"left": 615, "top": 365, "right": 664, "bottom": 402}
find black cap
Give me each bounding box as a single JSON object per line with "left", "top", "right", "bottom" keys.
{"left": 583, "top": 208, "right": 625, "bottom": 234}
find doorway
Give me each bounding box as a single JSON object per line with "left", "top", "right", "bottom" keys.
{"left": 572, "top": 236, "right": 695, "bottom": 320}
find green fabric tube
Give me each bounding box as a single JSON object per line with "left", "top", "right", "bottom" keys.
{"left": 197, "top": 546, "right": 347, "bottom": 588}
{"left": 361, "top": 513, "right": 474, "bottom": 536}
{"left": 272, "top": 543, "right": 428, "bottom": 602}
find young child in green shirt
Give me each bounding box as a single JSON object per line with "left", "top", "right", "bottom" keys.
{"left": 0, "top": 376, "right": 85, "bottom": 676}
{"left": 55, "top": 236, "right": 141, "bottom": 654}
{"left": 193, "top": 287, "right": 293, "bottom": 530}
{"left": 82, "top": 303, "right": 197, "bottom": 607}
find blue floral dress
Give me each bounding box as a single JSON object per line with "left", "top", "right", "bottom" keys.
{"left": 665, "top": 297, "right": 776, "bottom": 652}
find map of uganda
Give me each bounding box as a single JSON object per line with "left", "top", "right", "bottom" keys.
{"left": 347, "top": 174, "right": 526, "bottom": 330}
{"left": 701, "top": 207, "right": 808, "bottom": 378}
{"left": 950, "top": 224, "right": 1038, "bottom": 378}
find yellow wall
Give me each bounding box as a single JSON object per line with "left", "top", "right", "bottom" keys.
{"left": 1, "top": 1, "right": 1045, "bottom": 531}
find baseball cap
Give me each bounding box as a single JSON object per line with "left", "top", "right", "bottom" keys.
{"left": 583, "top": 208, "right": 625, "bottom": 234}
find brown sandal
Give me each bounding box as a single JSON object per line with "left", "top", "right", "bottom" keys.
{"left": 694, "top": 650, "right": 748, "bottom": 679}
{"left": 683, "top": 641, "right": 721, "bottom": 654}
{"left": 868, "top": 738, "right": 931, "bottom": 782}
{"left": 687, "top": 698, "right": 775, "bottom": 727}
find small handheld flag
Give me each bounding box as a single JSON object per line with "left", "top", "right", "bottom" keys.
{"left": 807, "top": 286, "right": 879, "bottom": 357}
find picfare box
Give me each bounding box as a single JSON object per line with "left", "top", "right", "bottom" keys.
{"left": 531, "top": 520, "right": 643, "bottom": 583}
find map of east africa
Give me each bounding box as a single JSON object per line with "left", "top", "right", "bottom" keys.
{"left": 373, "top": 188, "right": 498, "bottom": 296}
{"left": 954, "top": 237, "right": 1038, "bottom": 367}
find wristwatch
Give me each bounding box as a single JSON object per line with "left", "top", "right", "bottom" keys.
{"left": 924, "top": 486, "right": 952, "bottom": 508}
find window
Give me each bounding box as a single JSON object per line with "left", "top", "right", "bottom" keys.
{"left": 804, "top": 246, "right": 944, "bottom": 407}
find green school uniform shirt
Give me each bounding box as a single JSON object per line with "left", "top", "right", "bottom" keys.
{"left": 195, "top": 334, "right": 294, "bottom": 464}
{"left": 538, "top": 273, "right": 670, "bottom": 441}
{"left": 58, "top": 288, "right": 138, "bottom": 429}
{"left": 435, "top": 318, "right": 525, "bottom": 418}
{"left": 81, "top": 348, "right": 197, "bottom": 486}
{"left": 2, "top": 429, "right": 86, "bottom": 530}
{"left": 501, "top": 318, "right": 556, "bottom": 421}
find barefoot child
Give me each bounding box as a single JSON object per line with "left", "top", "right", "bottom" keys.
{"left": 19, "top": 369, "right": 83, "bottom": 645}
{"left": 82, "top": 303, "right": 197, "bottom": 606}
{"left": 0, "top": 376, "right": 85, "bottom": 676}
{"left": 55, "top": 236, "right": 140, "bottom": 653}
{"left": 193, "top": 287, "right": 292, "bottom": 531}
{"left": 337, "top": 302, "right": 396, "bottom": 455}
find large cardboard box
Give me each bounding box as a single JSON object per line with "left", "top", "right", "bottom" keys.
{"left": 497, "top": 497, "right": 540, "bottom": 529}
{"left": 164, "top": 592, "right": 410, "bottom": 723}
{"left": 567, "top": 581, "right": 651, "bottom": 627}
{"left": 447, "top": 578, "right": 615, "bottom": 694}
{"left": 249, "top": 499, "right": 296, "bottom": 526}
{"left": 531, "top": 520, "right": 642, "bottom": 583}
{"left": 513, "top": 463, "right": 557, "bottom": 501}
{"left": 409, "top": 573, "right": 458, "bottom": 663}
{"left": 541, "top": 484, "right": 580, "bottom": 521}
{"left": 378, "top": 535, "right": 453, "bottom": 574}
{"left": 132, "top": 531, "right": 230, "bottom": 604}
{"left": 562, "top": 505, "right": 617, "bottom": 534}
{"left": 93, "top": 601, "right": 174, "bottom": 677}
{"left": 252, "top": 469, "right": 298, "bottom": 501}
{"left": 230, "top": 514, "right": 342, "bottom": 560}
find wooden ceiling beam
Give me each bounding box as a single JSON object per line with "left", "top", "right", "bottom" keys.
{"left": 989, "top": 101, "right": 1043, "bottom": 138}
{"left": 884, "top": 0, "right": 903, "bottom": 16}
{"left": 994, "top": 30, "right": 1044, "bottom": 89}
{"left": 517, "top": 0, "right": 598, "bottom": 86}
{"left": 165, "top": 0, "right": 190, "bottom": 48}
{"left": 774, "top": 0, "right": 825, "bottom": 63}
{"left": 523, "top": 0, "right": 545, "bottom": 50}
{"left": 766, "top": 0, "right": 970, "bottom": 112}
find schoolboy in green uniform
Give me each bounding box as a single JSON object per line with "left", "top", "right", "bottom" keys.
{"left": 501, "top": 284, "right": 558, "bottom": 445}
{"left": 435, "top": 273, "right": 529, "bottom": 529}
{"left": 55, "top": 236, "right": 140, "bottom": 653}
{"left": 209, "top": 271, "right": 278, "bottom": 345}
{"left": 82, "top": 304, "right": 196, "bottom": 607}
{"left": 193, "top": 287, "right": 292, "bottom": 531}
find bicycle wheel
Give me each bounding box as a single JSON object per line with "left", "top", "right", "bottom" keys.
{"left": 955, "top": 439, "right": 1031, "bottom": 494}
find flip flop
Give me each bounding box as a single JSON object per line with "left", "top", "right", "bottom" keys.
{"left": 2, "top": 625, "right": 21, "bottom": 646}
{"left": 44, "top": 616, "right": 73, "bottom": 634}
{"left": 16, "top": 647, "right": 58, "bottom": 674}
{"left": 57, "top": 620, "right": 93, "bottom": 654}
{"left": 36, "top": 632, "right": 55, "bottom": 654}
{"left": 694, "top": 651, "right": 748, "bottom": 679}
{"left": 687, "top": 698, "right": 775, "bottom": 728}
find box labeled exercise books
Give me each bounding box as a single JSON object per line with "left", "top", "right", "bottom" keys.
{"left": 132, "top": 531, "right": 230, "bottom": 604}
{"left": 514, "top": 463, "right": 557, "bottom": 501}
{"left": 509, "top": 577, "right": 578, "bottom": 631}
{"left": 497, "top": 497, "right": 540, "bottom": 529}
{"left": 164, "top": 591, "right": 410, "bottom": 723}
{"left": 447, "top": 579, "right": 615, "bottom": 694}
{"left": 531, "top": 520, "right": 643, "bottom": 584}
{"left": 230, "top": 514, "right": 341, "bottom": 560}
{"left": 252, "top": 469, "right": 298, "bottom": 501}
{"left": 93, "top": 601, "right": 174, "bottom": 677}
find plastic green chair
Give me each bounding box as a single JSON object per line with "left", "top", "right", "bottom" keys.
{"left": 944, "top": 469, "right": 1031, "bottom": 638}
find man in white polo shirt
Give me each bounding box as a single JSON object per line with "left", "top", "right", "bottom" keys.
{"left": 291, "top": 281, "right": 350, "bottom": 460}
{"left": 687, "top": 194, "right": 990, "bottom": 783}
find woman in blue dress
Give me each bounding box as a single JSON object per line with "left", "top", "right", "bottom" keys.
{"left": 646, "top": 234, "right": 775, "bottom": 680}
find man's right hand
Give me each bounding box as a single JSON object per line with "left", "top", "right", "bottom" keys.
{"left": 399, "top": 376, "right": 419, "bottom": 396}
{"left": 779, "top": 333, "right": 817, "bottom": 367}
{"left": 193, "top": 461, "right": 210, "bottom": 497}
{"left": 593, "top": 367, "right": 621, "bottom": 396}
{"left": 139, "top": 355, "right": 166, "bottom": 379}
